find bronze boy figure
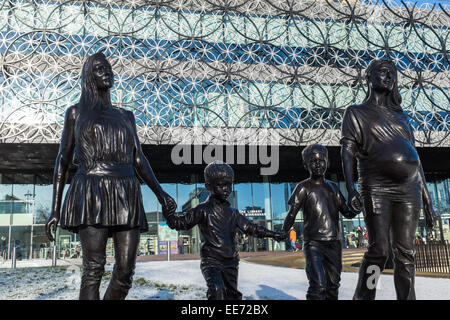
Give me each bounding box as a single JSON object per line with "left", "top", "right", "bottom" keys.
{"left": 163, "top": 160, "right": 286, "bottom": 300}
{"left": 282, "top": 144, "right": 358, "bottom": 300}
{"left": 46, "top": 52, "right": 175, "bottom": 300}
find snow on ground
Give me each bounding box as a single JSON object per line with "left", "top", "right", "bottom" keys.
{"left": 0, "top": 258, "right": 81, "bottom": 269}
{"left": 1, "top": 259, "right": 450, "bottom": 300}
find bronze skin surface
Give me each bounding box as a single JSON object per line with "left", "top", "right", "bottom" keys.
{"left": 282, "top": 144, "right": 357, "bottom": 300}
{"left": 46, "top": 52, "right": 176, "bottom": 300}
{"left": 163, "top": 161, "right": 286, "bottom": 300}
{"left": 340, "top": 59, "right": 436, "bottom": 300}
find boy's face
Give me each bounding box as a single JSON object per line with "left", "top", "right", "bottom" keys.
{"left": 206, "top": 176, "right": 233, "bottom": 201}
{"left": 305, "top": 152, "right": 327, "bottom": 178}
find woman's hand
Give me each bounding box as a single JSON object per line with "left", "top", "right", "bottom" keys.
{"left": 158, "top": 190, "right": 177, "bottom": 213}
{"left": 423, "top": 196, "right": 436, "bottom": 232}
{"left": 419, "top": 164, "right": 436, "bottom": 233}
{"left": 348, "top": 188, "right": 362, "bottom": 213}
{"left": 45, "top": 210, "right": 60, "bottom": 242}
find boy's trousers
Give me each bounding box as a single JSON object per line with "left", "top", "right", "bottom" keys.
{"left": 303, "top": 240, "right": 342, "bottom": 300}
{"left": 201, "top": 257, "right": 243, "bottom": 300}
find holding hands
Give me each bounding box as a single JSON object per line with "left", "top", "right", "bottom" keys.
{"left": 348, "top": 188, "right": 362, "bottom": 213}
{"left": 273, "top": 231, "right": 288, "bottom": 242}
{"left": 158, "top": 190, "right": 177, "bottom": 216}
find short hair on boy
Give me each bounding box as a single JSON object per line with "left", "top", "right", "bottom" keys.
{"left": 204, "top": 160, "right": 234, "bottom": 184}
{"left": 301, "top": 144, "right": 328, "bottom": 164}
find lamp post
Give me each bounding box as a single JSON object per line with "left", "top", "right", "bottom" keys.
{"left": 11, "top": 246, "right": 16, "bottom": 269}
{"left": 52, "top": 241, "right": 57, "bottom": 267}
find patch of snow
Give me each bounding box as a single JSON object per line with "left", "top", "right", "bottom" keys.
{"left": 0, "top": 258, "right": 82, "bottom": 269}
{"left": 0, "top": 259, "right": 449, "bottom": 300}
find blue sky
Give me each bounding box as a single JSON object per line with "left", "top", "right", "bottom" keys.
{"left": 392, "top": 0, "right": 448, "bottom": 4}
{"left": 367, "top": 0, "right": 450, "bottom": 6}
{"left": 411, "top": 0, "right": 449, "bottom": 4}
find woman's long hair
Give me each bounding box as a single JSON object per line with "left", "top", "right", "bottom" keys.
{"left": 79, "top": 52, "right": 112, "bottom": 113}
{"left": 362, "top": 59, "right": 403, "bottom": 113}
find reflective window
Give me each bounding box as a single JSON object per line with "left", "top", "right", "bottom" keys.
{"left": 0, "top": 175, "right": 13, "bottom": 220}
{"left": 141, "top": 186, "right": 158, "bottom": 224}
{"left": 141, "top": 186, "right": 158, "bottom": 213}
{"left": 0, "top": 226, "right": 8, "bottom": 259}
{"left": 270, "top": 182, "right": 289, "bottom": 220}
{"left": 32, "top": 225, "right": 50, "bottom": 259}
{"left": 435, "top": 179, "right": 450, "bottom": 241}
{"left": 12, "top": 184, "right": 33, "bottom": 213}
{"left": 11, "top": 175, "right": 34, "bottom": 226}
{"left": 177, "top": 183, "right": 197, "bottom": 212}
{"left": 141, "top": 223, "right": 158, "bottom": 255}
{"left": 175, "top": 183, "right": 201, "bottom": 254}
{"left": 10, "top": 226, "right": 31, "bottom": 260}
{"left": 56, "top": 228, "right": 78, "bottom": 258}
{"left": 234, "top": 183, "right": 252, "bottom": 213}
{"left": 34, "top": 184, "right": 53, "bottom": 225}
{"left": 435, "top": 179, "right": 450, "bottom": 215}
{"left": 251, "top": 182, "right": 272, "bottom": 220}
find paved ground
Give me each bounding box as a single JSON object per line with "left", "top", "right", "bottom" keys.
{"left": 243, "top": 248, "right": 365, "bottom": 272}
{"left": 244, "top": 248, "right": 450, "bottom": 278}
{"left": 135, "top": 250, "right": 294, "bottom": 262}
{"left": 0, "top": 250, "right": 294, "bottom": 268}
{"left": 2, "top": 248, "right": 449, "bottom": 278}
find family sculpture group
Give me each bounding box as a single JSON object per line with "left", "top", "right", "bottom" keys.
{"left": 45, "top": 52, "right": 436, "bottom": 301}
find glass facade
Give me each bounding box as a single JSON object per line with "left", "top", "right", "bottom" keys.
{"left": 1, "top": 172, "right": 449, "bottom": 260}
{"left": 0, "top": 1, "right": 448, "bottom": 147}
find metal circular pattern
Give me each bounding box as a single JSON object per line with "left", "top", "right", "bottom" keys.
{"left": 0, "top": 0, "right": 448, "bottom": 146}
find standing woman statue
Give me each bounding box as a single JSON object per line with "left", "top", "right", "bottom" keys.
{"left": 45, "top": 52, "right": 176, "bottom": 300}
{"left": 340, "top": 59, "right": 436, "bottom": 300}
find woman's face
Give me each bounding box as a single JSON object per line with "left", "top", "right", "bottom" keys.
{"left": 92, "top": 56, "right": 114, "bottom": 90}
{"left": 369, "top": 62, "right": 396, "bottom": 92}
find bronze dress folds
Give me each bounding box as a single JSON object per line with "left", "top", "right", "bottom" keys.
{"left": 60, "top": 106, "right": 148, "bottom": 234}
{"left": 341, "top": 104, "right": 422, "bottom": 204}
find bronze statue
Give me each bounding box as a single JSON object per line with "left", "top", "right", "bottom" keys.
{"left": 340, "top": 59, "right": 436, "bottom": 300}
{"left": 162, "top": 161, "right": 286, "bottom": 300}
{"left": 282, "top": 144, "right": 358, "bottom": 300}
{"left": 46, "top": 52, "right": 176, "bottom": 300}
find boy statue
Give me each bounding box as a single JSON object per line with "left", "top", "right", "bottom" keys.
{"left": 282, "top": 144, "right": 359, "bottom": 300}
{"left": 163, "top": 160, "right": 286, "bottom": 300}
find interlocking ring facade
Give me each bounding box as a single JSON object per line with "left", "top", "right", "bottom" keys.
{"left": 0, "top": 0, "right": 448, "bottom": 146}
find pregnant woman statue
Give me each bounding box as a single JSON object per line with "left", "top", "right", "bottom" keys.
{"left": 45, "top": 52, "right": 176, "bottom": 300}
{"left": 340, "top": 59, "right": 436, "bottom": 300}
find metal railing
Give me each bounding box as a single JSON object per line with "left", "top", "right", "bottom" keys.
{"left": 415, "top": 241, "right": 450, "bottom": 274}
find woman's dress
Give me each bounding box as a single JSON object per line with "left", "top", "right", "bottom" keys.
{"left": 60, "top": 106, "right": 148, "bottom": 233}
